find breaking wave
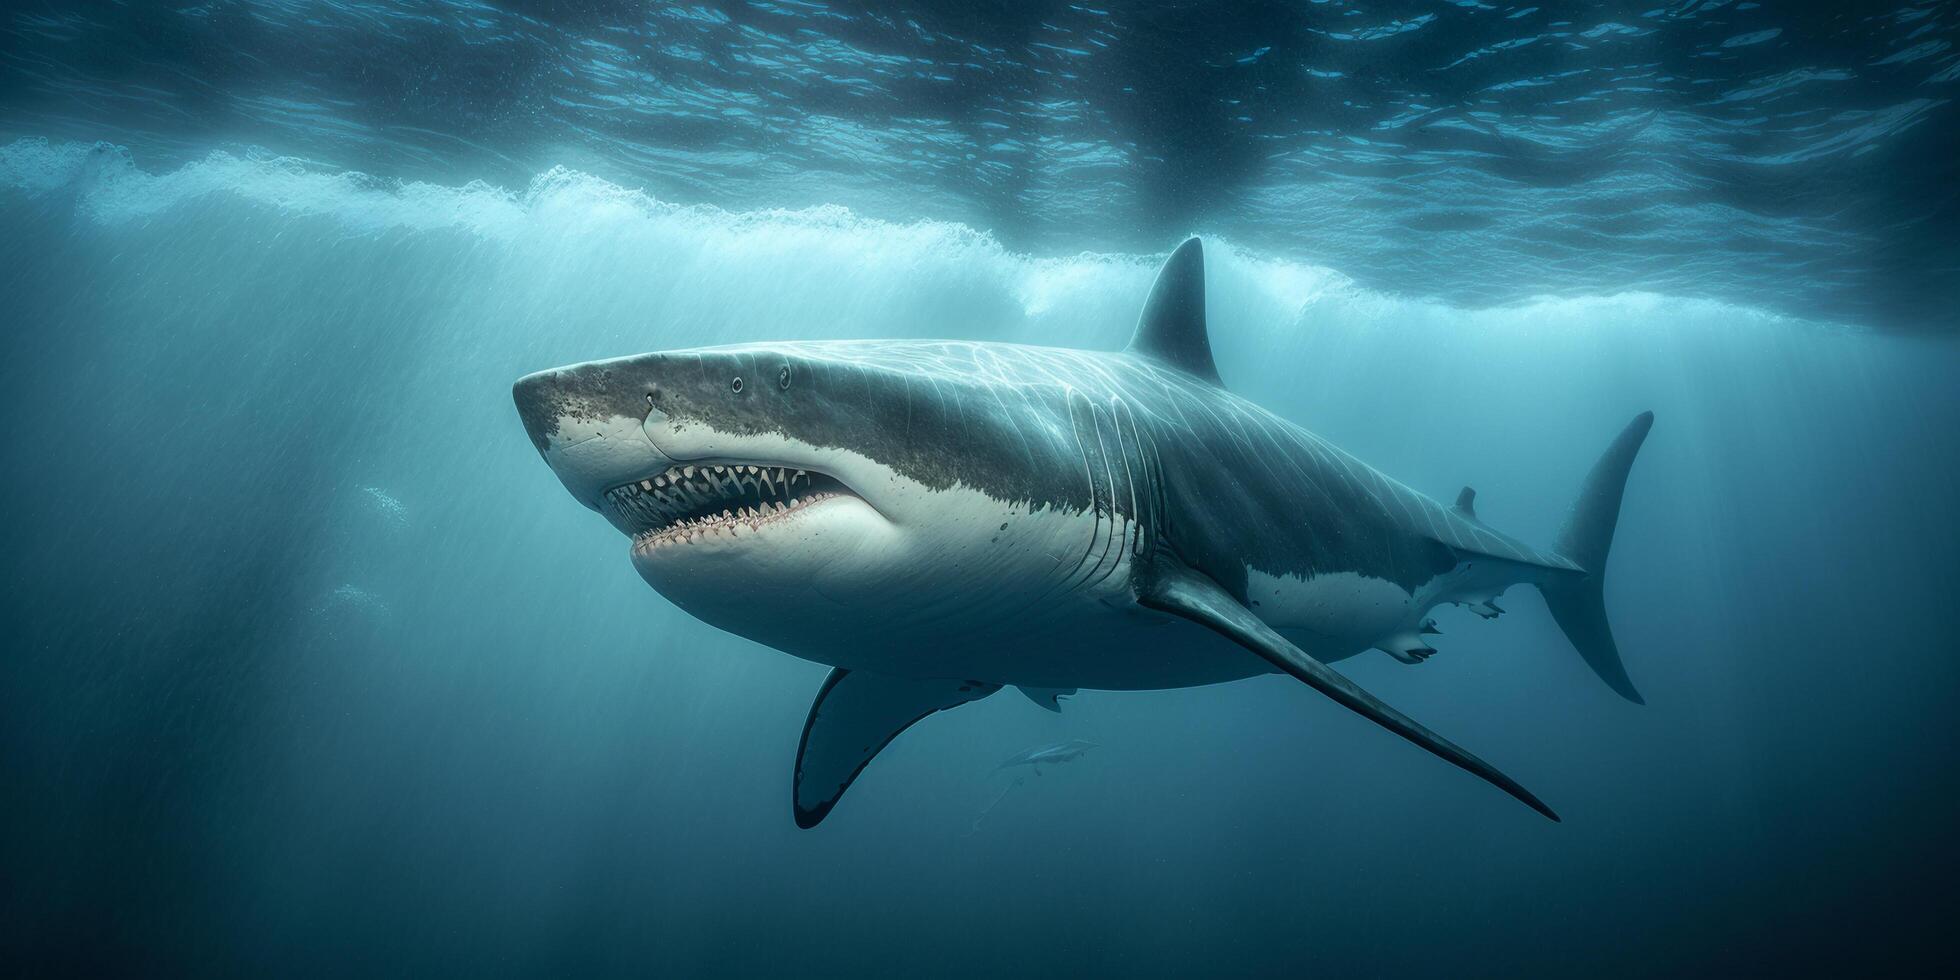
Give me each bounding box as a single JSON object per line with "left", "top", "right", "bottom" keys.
{"left": 1, "top": 135, "right": 1819, "bottom": 363}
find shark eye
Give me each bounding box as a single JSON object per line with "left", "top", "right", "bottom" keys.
{"left": 730, "top": 376, "right": 744, "bottom": 394}
{"left": 778, "top": 365, "right": 792, "bottom": 390}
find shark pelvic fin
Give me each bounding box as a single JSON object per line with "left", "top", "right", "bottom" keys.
{"left": 793, "top": 669, "right": 1000, "bottom": 828}
{"left": 1127, "top": 237, "right": 1223, "bottom": 386}
{"left": 1016, "top": 686, "right": 1076, "bottom": 712}
{"left": 1379, "top": 632, "right": 1438, "bottom": 664}
{"left": 1135, "top": 558, "right": 1558, "bottom": 821}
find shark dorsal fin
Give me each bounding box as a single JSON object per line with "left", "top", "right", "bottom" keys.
{"left": 1127, "top": 237, "right": 1222, "bottom": 386}
{"left": 1454, "top": 486, "right": 1478, "bottom": 521}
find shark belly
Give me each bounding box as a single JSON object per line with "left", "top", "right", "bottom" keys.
{"left": 713, "top": 546, "right": 1275, "bottom": 691}
{"left": 633, "top": 471, "right": 1273, "bottom": 689}
{"left": 1252, "top": 556, "right": 1549, "bottom": 665}
{"left": 913, "top": 556, "right": 1539, "bottom": 688}
{"left": 1249, "top": 568, "right": 1416, "bottom": 658}
{"left": 965, "top": 597, "right": 1277, "bottom": 690}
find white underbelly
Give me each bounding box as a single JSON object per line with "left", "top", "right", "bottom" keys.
{"left": 768, "top": 583, "right": 1270, "bottom": 690}
{"left": 812, "top": 566, "right": 1442, "bottom": 689}
{"left": 756, "top": 560, "right": 1525, "bottom": 691}
{"left": 1247, "top": 568, "right": 1415, "bottom": 655}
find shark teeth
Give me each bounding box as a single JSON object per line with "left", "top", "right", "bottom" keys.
{"left": 605, "top": 463, "right": 851, "bottom": 554}
{"left": 630, "top": 492, "right": 842, "bottom": 553}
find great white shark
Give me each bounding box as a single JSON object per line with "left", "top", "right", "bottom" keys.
{"left": 514, "top": 239, "right": 1651, "bottom": 827}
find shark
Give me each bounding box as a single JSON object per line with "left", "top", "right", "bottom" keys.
{"left": 513, "top": 238, "right": 1651, "bottom": 828}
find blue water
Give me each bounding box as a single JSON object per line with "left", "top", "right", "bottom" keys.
{"left": 2, "top": 2, "right": 1957, "bottom": 976}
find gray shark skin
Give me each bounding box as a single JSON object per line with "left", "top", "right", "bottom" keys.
{"left": 514, "top": 238, "right": 1652, "bottom": 828}
{"left": 996, "top": 739, "right": 1100, "bottom": 772}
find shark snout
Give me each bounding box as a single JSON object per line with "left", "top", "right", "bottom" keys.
{"left": 514, "top": 363, "right": 674, "bottom": 510}
{"left": 512, "top": 369, "right": 566, "bottom": 452}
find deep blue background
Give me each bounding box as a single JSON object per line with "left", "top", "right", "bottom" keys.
{"left": 3, "top": 2, "right": 1957, "bottom": 976}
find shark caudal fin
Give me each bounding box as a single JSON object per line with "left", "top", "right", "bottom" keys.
{"left": 1536, "top": 412, "right": 1654, "bottom": 705}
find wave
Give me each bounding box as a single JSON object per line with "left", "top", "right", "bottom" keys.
{"left": 0, "top": 135, "right": 1828, "bottom": 349}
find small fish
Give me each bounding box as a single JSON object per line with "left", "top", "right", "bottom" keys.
{"left": 994, "top": 738, "right": 1100, "bottom": 774}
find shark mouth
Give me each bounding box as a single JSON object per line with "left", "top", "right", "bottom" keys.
{"left": 603, "top": 463, "right": 854, "bottom": 553}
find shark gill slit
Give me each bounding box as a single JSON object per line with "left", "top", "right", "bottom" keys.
{"left": 1126, "top": 404, "right": 1160, "bottom": 566}
{"left": 1140, "top": 407, "right": 1168, "bottom": 562}
{"left": 1075, "top": 399, "right": 1115, "bottom": 591}
{"left": 1050, "top": 389, "right": 1105, "bottom": 600}
{"left": 1099, "top": 396, "right": 1138, "bottom": 590}
{"left": 1083, "top": 396, "right": 1133, "bottom": 592}
{"left": 1075, "top": 395, "right": 1122, "bottom": 594}
{"left": 1113, "top": 396, "right": 1140, "bottom": 541}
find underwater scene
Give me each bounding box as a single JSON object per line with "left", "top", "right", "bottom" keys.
{"left": 3, "top": 2, "right": 1957, "bottom": 976}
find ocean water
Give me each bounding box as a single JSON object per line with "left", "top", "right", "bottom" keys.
{"left": 2, "top": 2, "right": 1957, "bottom": 977}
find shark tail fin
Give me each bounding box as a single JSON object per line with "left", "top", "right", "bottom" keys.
{"left": 1535, "top": 412, "right": 1653, "bottom": 705}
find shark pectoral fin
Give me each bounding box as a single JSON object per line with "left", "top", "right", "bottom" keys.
{"left": 1016, "top": 686, "right": 1076, "bottom": 712}
{"left": 1135, "top": 561, "right": 1559, "bottom": 822}
{"left": 793, "top": 669, "right": 1000, "bottom": 829}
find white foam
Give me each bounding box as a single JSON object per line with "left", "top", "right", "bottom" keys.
{"left": 0, "top": 135, "right": 1837, "bottom": 348}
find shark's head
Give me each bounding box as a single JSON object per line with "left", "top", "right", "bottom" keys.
{"left": 514, "top": 345, "right": 894, "bottom": 577}
{"left": 513, "top": 240, "right": 1216, "bottom": 667}
{"left": 515, "top": 346, "right": 877, "bottom": 531}
{"left": 513, "top": 342, "right": 1110, "bottom": 659}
